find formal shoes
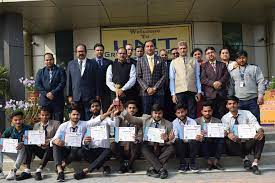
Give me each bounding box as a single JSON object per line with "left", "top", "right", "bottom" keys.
{"left": 178, "top": 164, "right": 188, "bottom": 173}
{"left": 16, "top": 172, "right": 32, "bottom": 181}
{"left": 74, "top": 170, "right": 87, "bottom": 180}
{"left": 57, "top": 172, "right": 65, "bottom": 182}
{"left": 159, "top": 168, "right": 168, "bottom": 179}
{"left": 146, "top": 167, "right": 159, "bottom": 178}
{"left": 206, "top": 163, "right": 214, "bottom": 171}
{"left": 213, "top": 163, "right": 225, "bottom": 171}
{"left": 128, "top": 166, "right": 136, "bottom": 173}
{"left": 103, "top": 166, "right": 111, "bottom": 176}
{"left": 118, "top": 165, "right": 128, "bottom": 174}
{"left": 252, "top": 165, "right": 261, "bottom": 175}
{"left": 243, "top": 160, "right": 252, "bottom": 170}
{"left": 34, "top": 171, "right": 43, "bottom": 181}
{"left": 189, "top": 163, "right": 200, "bottom": 173}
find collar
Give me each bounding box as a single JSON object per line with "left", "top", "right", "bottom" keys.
{"left": 202, "top": 116, "right": 212, "bottom": 123}
{"left": 229, "top": 110, "right": 241, "bottom": 118}
{"left": 78, "top": 58, "right": 87, "bottom": 64}
{"left": 209, "top": 60, "right": 216, "bottom": 65}
{"left": 68, "top": 120, "right": 80, "bottom": 128}
{"left": 178, "top": 117, "right": 187, "bottom": 125}
{"left": 96, "top": 57, "right": 103, "bottom": 61}
{"left": 40, "top": 121, "right": 49, "bottom": 127}
{"left": 146, "top": 54, "right": 154, "bottom": 60}
{"left": 46, "top": 65, "right": 56, "bottom": 71}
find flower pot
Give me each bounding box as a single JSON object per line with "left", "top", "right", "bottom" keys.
{"left": 27, "top": 91, "right": 39, "bottom": 102}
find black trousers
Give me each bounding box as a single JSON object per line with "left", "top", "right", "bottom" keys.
{"left": 174, "top": 139, "right": 199, "bottom": 164}
{"left": 207, "top": 96, "right": 227, "bottom": 119}
{"left": 25, "top": 145, "right": 53, "bottom": 169}
{"left": 225, "top": 137, "right": 265, "bottom": 160}
{"left": 75, "top": 100, "right": 92, "bottom": 121}
{"left": 52, "top": 145, "right": 82, "bottom": 167}
{"left": 141, "top": 142, "right": 175, "bottom": 171}
{"left": 111, "top": 142, "right": 141, "bottom": 167}
{"left": 43, "top": 103, "right": 64, "bottom": 123}
{"left": 79, "top": 147, "right": 111, "bottom": 172}
{"left": 201, "top": 138, "right": 224, "bottom": 160}
{"left": 176, "top": 91, "right": 197, "bottom": 119}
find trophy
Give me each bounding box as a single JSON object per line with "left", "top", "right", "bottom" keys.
{"left": 113, "top": 84, "right": 121, "bottom": 108}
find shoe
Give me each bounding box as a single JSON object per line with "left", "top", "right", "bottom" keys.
{"left": 252, "top": 165, "right": 261, "bottom": 175}
{"left": 128, "top": 166, "right": 136, "bottom": 173}
{"left": 189, "top": 163, "right": 200, "bottom": 173}
{"left": 16, "top": 172, "right": 32, "bottom": 181}
{"left": 206, "top": 163, "right": 214, "bottom": 171}
{"left": 243, "top": 160, "right": 252, "bottom": 170}
{"left": 214, "top": 163, "right": 225, "bottom": 171}
{"left": 118, "top": 165, "right": 128, "bottom": 174}
{"left": 103, "top": 166, "right": 111, "bottom": 176}
{"left": 146, "top": 167, "right": 159, "bottom": 178}
{"left": 159, "top": 168, "right": 168, "bottom": 179}
{"left": 0, "top": 171, "right": 5, "bottom": 179}
{"left": 6, "top": 170, "right": 16, "bottom": 180}
{"left": 56, "top": 172, "right": 65, "bottom": 182}
{"left": 178, "top": 164, "right": 188, "bottom": 173}
{"left": 74, "top": 171, "right": 87, "bottom": 180}
{"left": 34, "top": 172, "right": 43, "bottom": 181}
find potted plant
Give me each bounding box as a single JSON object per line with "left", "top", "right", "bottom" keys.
{"left": 0, "top": 66, "right": 9, "bottom": 99}
{"left": 19, "top": 76, "right": 39, "bottom": 101}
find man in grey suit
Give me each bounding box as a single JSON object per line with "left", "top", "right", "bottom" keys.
{"left": 67, "top": 44, "right": 101, "bottom": 120}
{"left": 136, "top": 40, "right": 167, "bottom": 114}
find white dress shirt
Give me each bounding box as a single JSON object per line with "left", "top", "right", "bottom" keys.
{"left": 172, "top": 117, "right": 197, "bottom": 139}
{"left": 78, "top": 58, "right": 87, "bottom": 76}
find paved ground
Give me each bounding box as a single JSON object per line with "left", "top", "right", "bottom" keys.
{"left": 1, "top": 170, "right": 275, "bottom": 183}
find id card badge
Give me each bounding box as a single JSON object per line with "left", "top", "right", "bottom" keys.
{"left": 240, "top": 81, "right": 245, "bottom": 87}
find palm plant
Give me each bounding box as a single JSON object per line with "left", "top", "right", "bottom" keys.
{"left": 0, "top": 66, "right": 9, "bottom": 98}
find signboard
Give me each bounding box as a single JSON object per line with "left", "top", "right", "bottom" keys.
{"left": 101, "top": 24, "right": 192, "bottom": 60}
{"left": 260, "top": 90, "right": 275, "bottom": 124}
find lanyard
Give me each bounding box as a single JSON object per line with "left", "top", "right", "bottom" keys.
{"left": 239, "top": 65, "right": 247, "bottom": 80}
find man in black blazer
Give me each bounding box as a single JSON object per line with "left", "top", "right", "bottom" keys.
{"left": 67, "top": 44, "right": 101, "bottom": 120}
{"left": 35, "top": 53, "right": 66, "bottom": 123}
{"left": 90, "top": 43, "right": 113, "bottom": 112}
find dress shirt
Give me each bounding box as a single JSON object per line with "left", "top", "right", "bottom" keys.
{"left": 172, "top": 117, "right": 197, "bottom": 139}
{"left": 146, "top": 54, "right": 154, "bottom": 73}
{"left": 106, "top": 64, "right": 136, "bottom": 92}
{"left": 78, "top": 58, "right": 87, "bottom": 76}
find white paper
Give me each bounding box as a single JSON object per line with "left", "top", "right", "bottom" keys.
{"left": 183, "top": 125, "right": 201, "bottom": 140}
{"left": 65, "top": 132, "right": 82, "bottom": 147}
{"left": 207, "top": 123, "right": 224, "bottom": 138}
{"left": 147, "top": 127, "right": 165, "bottom": 143}
{"left": 2, "top": 138, "right": 18, "bottom": 153}
{"left": 118, "top": 127, "right": 135, "bottom": 142}
{"left": 90, "top": 125, "right": 108, "bottom": 141}
{"left": 27, "top": 130, "right": 45, "bottom": 145}
{"left": 237, "top": 124, "right": 256, "bottom": 139}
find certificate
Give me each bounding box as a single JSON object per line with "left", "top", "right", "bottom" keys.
{"left": 90, "top": 125, "right": 108, "bottom": 141}
{"left": 65, "top": 132, "right": 82, "bottom": 147}
{"left": 147, "top": 127, "right": 165, "bottom": 143}
{"left": 24, "top": 130, "right": 45, "bottom": 145}
{"left": 237, "top": 124, "right": 256, "bottom": 139}
{"left": 207, "top": 123, "right": 224, "bottom": 138}
{"left": 0, "top": 138, "right": 18, "bottom": 153}
{"left": 183, "top": 125, "right": 201, "bottom": 140}
{"left": 116, "top": 127, "right": 135, "bottom": 142}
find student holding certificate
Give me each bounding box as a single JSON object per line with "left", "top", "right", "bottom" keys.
{"left": 222, "top": 96, "right": 265, "bottom": 175}
{"left": 172, "top": 104, "right": 202, "bottom": 173}
{"left": 73, "top": 100, "right": 119, "bottom": 180}
{"left": 121, "top": 104, "right": 175, "bottom": 179}
{"left": 0, "top": 111, "right": 31, "bottom": 180}
{"left": 196, "top": 101, "right": 225, "bottom": 170}
{"left": 17, "top": 107, "right": 60, "bottom": 181}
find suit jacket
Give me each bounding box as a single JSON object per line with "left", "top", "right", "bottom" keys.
{"left": 66, "top": 59, "right": 101, "bottom": 102}
{"left": 200, "top": 61, "right": 229, "bottom": 99}
{"left": 35, "top": 65, "right": 66, "bottom": 107}
{"left": 33, "top": 120, "right": 60, "bottom": 140}
{"left": 136, "top": 55, "right": 166, "bottom": 96}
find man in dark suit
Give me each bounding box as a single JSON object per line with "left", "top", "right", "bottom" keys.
{"left": 136, "top": 40, "right": 167, "bottom": 114}
{"left": 35, "top": 53, "right": 66, "bottom": 123}
{"left": 91, "top": 43, "right": 113, "bottom": 112}
{"left": 201, "top": 47, "right": 229, "bottom": 118}
{"left": 67, "top": 44, "right": 101, "bottom": 120}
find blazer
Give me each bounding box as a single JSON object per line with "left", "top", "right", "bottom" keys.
{"left": 66, "top": 59, "right": 101, "bottom": 102}
{"left": 136, "top": 55, "right": 166, "bottom": 96}
{"left": 200, "top": 61, "right": 229, "bottom": 99}
{"left": 35, "top": 65, "right": 66, "bottom": 107}
{"left": 195, "top": 116, "right": 222, "bottom": 125}
{"left": 33, "top": 120, "right": 60, "bottom": 140}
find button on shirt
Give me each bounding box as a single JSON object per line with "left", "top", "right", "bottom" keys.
{"left": 78, "top": 58, "right": 87, "bottom": 76}
{"left": 172, "top": 117, "right": 197, "bottom": 139}
{"left": 221, "top": 110, "right": 262, "bottom": 133}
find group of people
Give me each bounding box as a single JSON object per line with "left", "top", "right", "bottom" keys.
{"left": 0, "top": 40, "right": 266, "bottom": 181}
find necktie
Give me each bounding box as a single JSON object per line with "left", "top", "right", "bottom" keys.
{"left": 49, "top": 69, "right": 53, "bottom": 83}
{"left": 148, "top": 56, "right": 154, "bottom": 74}
{"left": 155, "top": 122, "right": 159, "bottom": 128}
{"left": 71, "top": 126, "right": 78, "bottom": 132}
{"left": 234, "top": 115, "right": 239, "bottom": 125}
{"left": 98, "top": 59, "right": 102, "bottom": 67}
{"left": 154, "top": 121, "right": 160, "bottom": 155}
{"left": 211, "top": 62, "right": 216, "bottom": 72}
{"left": 79, "top": 60, "right": 83, "bottom": 74}
{"left": 43, "top": 125, "right": 48, "bottom": 137}
{"left": 183, "top": 57, "right": 187, "bottom": 63}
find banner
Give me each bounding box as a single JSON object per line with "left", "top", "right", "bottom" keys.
{"left": 101, "top": 24, "right": 192, "bottom": 60}
{"left": 260, "top": 90, "right": 275, "bottom": 124}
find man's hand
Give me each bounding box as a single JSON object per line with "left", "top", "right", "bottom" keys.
{"left": 67, "top": 96, "right": 73, "bottom": 104}
{"left": 172, "top": 95, "right": 178, "bottom": 104}
{"left": 16, "top": 142, "right": 24, "bottom": 150}
{"left": 168, "top": 131, "right": 175, "bottom": 141}
{"left": 116, "top": 89, "right": 124, "bottom": 97}
{"left": 196, "top": 134, "right": 204, "bottom": 142}
{"left": 161, "top": 133, "right": 168, "bottom": 141}
{"left": 41, "top": 139, "right": 50, "bottom": 149}
{"left": 228, "top": 132, "right": 239, "bottom": 142}
{"left": 254, "top": 129, "right": 264, "bottom": 141}
{"left": 257, "top": 95, "right": 264, "bottom": 105}
{"left": 195, "top": 93, "right": 202, "bottom": 102}
{"left": 213, "top": 81, "right": 222, "bottom": 90}
{"left": 84, "top": 136, "right": 92, "bottom": 145}
{"left": 53, "top": 138, "right": 65, "bottom": 147}
{"left": 46, "top": 92, "right": 54, "bottom": 100}
{"left": 147, "top": 88, "right": 155, "bottom": 95}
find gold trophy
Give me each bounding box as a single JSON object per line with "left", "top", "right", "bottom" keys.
{"left": 113, "top": 84, "right": 121, "bottom": 108}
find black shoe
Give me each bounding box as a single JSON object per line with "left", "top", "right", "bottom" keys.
{"left": 103, "top": 166, "right": 111, "bottom": 176}
{"left": 252, "top": 165, "right": 261, "bottom": 175}
{"left": 57, "top": 172, "right": 65, "bottom": 182}
{"left": 146, "top": 167, "right": 159, "bottom": 178}
{"left": 34, "top": 172, "right": 42, "bottom": 181}
{"left": 243, "top": 160, "right": 252, "bottom": 170}
{"left": 178, "top": 164, "right": 188, "bottom": 173}
{"left": 159, "top": 168, "right": 168, "bottom": 179}
{"left": 189, "top": 163, "right": 200, "bottom": 173}
{"left": 118, "top": 165, "right": 128, "bottom": 174}
{"left": 128, "top": 166, "right": 136, "bottom": 173}
{"left": 214, "top": 163, "right": 225, "bottom": 171}
{"left": 74, "top": 171, "right": 87, "bottom": 180}
{"left": 16, "top": 172, "right": 32, "bottom": 181}
{"left": 206, "top": 163, "right": 214, "bottom": 171}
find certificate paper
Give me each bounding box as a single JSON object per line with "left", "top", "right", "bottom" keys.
{"left": 147, "top": 127, "right": 165, "bottom": 143}
{"left": 207, "top": 123, "right": 224, "bottom": 138}
{"left": 183, "top": 125, "right": 201, "bottom": 140}
{"left": 90, "top": 125, "right": 108, "bottom": 141}
{"left": 237, "top": 124, "right": 256, "bottom": 139}
{"left": 25, "top": 130, "right": 45, "bottom": 145}
{"left": 65, "top": 132, "right": 82, "bottom": 147}
{"left": 0, "top": 138, "right": 18, "bottom": 153}
{"left": 116, "top": 127, "right": 135, "bottom": 142}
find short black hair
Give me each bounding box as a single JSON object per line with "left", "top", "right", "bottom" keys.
{"left": 90, "top": 99, "right": 101, "bottom": 107}
{"left": 68, "top": 103, "right": 82, "bottom": 113}
{"left": 40, "top": 106, "right": 52, "bottom": 114}
{"left": 219, "top": 47, "right": 230, "bottom": 55}
{"left": 10, "top": 111, "right": 24, "bottom": 120}
{"left": 116, "top": 47, "right": 126, "bottom": 52}
{"left": 75, "top": 43, "right": 87, "bottom": 53}
{"left": 94, "top": 43, "right": 105, "bottom": 50}
{"left": 170, "top": 48, "right": 178, "bottom": 52}
{"left": 191, "top": 48, "right": 203, "bottom": 57}
{"left": 205, "top": 46, "right": 216, "bottom": 53}
{"left": 226, "top": 96, "right": 239, "bottom": 103}
{"left": 124, "top": 100, "right": 138, "bottom": 108}
{"left": 144, "top": 40, "right": 155, "bottom": 47}
{"left": 135, "top": 46, "right": 144, "bottom": 50}
{"left": 202, "top": 101, "right": 213, "bottom": 109}
{"left": 174, "top": 103, "right": 188, "bottom": 111}
{"left": 236, "top": 50, "right": 248, "bottom": 58}
{"left": 151, "top": 104, "right": 163, "bottom": 112}
{"left": 44, "top": 52, "right": 54, "bottom": 59}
